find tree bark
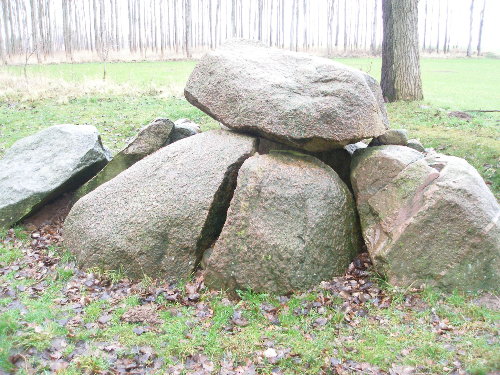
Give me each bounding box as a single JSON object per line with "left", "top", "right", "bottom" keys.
{"left": 422, "top": 0, "right": 427, "bottom": 51}
{"left": 477, "top": 0, "right": 486, "bottom": 56}
{"left": 443, "top": 0, "right": 449, "bottom": 53}
{"left": 335, "top": 0, "right": 340, "bottom": 47}
{"left": 381, "top": 0, "right": 423, "bottom": 101}
{"left": 466, "top": 0, "right": 474, "bottom": 57}
{"left": 370, "top": 0, "right": 378, "bottom": 54}
{"left": 343, "top": 0, "right": 347, "bottom": 52}
{"left": 436, "top": 0, "right": 440, "bottom": 53}
{"left": 185, "top": 0, "right": 191, "bottom": 58}
{"left": 0, "top": 0, "right": 5, "bottom": 63}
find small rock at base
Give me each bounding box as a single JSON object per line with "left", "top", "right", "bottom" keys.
{"left": 369, "top": 129, "right": 409, "bottom": 146}
{"left": 406, "top": 139, "right": 425, "bottom": 153}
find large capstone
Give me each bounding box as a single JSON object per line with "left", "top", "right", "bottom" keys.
{"left": 351, "top": 146, "right": 500, "bottom": 292}
{"left": 64, "top": 130, "right": 258, "bottom": 280}
{"left": 74, "top": 118, "right": 174, "bottom": 200}
{"left": 185, "top": 39, "right": 389, "bottom": 152}
{"left": 0, "top": 124, "right": 111, "bottom": 230}
{"left": 205, "top": 151, "right": 361, "bottom": 294}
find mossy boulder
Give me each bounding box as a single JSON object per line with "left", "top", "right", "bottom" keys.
{"left": 0, "top": 124, "right": 111, "bottom": 230}
{"left": 351, "top": 146, "right": 500, "bottom": 292}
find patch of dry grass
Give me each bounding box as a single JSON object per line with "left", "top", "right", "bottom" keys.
{"left": 0, "top": 72, "right": 184, "bottom": 103}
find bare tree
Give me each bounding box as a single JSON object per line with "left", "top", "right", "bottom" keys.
{"left": 443, "top": 0, "right": 449, "bottom": 53}
{"left": 343, "top": 0, "right": 347, "bottom": 52}
{"left": 422, "top": 0, "right": 427, "bottom": 51}
{"left": 466, "top": 0, "right": 475, "bottom": 57}
{"left": 335, "top": 0, "right": 340, "bottom": 47}
{"left": 477, "top": 0, "right": 486, "bottom": 56}
{"left": 381, "top": 0, "right": 423, "bottom": 101}
{"left": 436, "top": 0, "right": 440, "bottom": 53}
{"left": 371, "top": 0, "right": 378, "bottom": 54}
{"left": 185, "top": 0, "right": 192, "bottom": 58}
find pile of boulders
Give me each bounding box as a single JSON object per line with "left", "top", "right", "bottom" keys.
{"left": 1, "top": 40, "right": 498, "bottom": 294}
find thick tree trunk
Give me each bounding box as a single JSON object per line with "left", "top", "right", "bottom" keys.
{"left": 466, "top": 0, "right": 474, "bottom": 57}
{"left": 381, "top": 0, "right": 423, "bottom": 101}
{"left": 477, "top": 0, "right": 486, "bottom": 56}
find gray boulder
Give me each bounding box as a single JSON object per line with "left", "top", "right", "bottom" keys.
{"left": 185, "top": 39, "right": 389, "bottom": 152}
{"left": 205, "top": 151, "right": 361, "bottom": 294}
{"left": 170, "top": 118, "right": 201, "bottom": 143}
{"left": 406, "top": 139, "right": 426, "bottom": 153}
{"left": 344, "top": 142, "right": 368, "bottom": 155}
{"left": 64, "top": 130, "right": 258, "bottom": 280}
{"left": 369, "top": 129, "right": 409, "bottom": 146}
{"left": 258, "top": 137, "right": 353, "bottom": 189}
{"left": 351, "top": 146, "right": 500, "bottom": 292}
{"left": 74, "top": 118, "right": 174, "bottom": 200}
{"left": 0, "top": 125, "right": 110, "bottom": 230}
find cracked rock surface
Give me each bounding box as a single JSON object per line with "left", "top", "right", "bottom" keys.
{"left": 185, "top": 39, "right": 388, "bottom": 152}
{"left": 205, "top": 151, "right": 361, "bottom": 294}
{"left": 64, "top": 130, "right": 257, "bottom": 280}
{"left": 351, "top": 145, "right": 500, "bottom": 292}
{"left": 0, "top": 124, "right": 111, "bottom": 230}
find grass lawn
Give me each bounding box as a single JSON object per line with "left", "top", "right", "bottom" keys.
{"left": 0, "top": 58, "right": 499, "bottom": 374}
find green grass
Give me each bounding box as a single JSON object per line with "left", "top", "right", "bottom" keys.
{"left": 0, "top": 235, "right": 498, "bottom": 374}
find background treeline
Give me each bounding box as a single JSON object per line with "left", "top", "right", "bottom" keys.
{"left": 0, "top": 0, "right": 489, "bottom": 64}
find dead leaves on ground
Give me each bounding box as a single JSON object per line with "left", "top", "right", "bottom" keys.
{"left": 0, "top": 226, "right": 485, "bottom": 374}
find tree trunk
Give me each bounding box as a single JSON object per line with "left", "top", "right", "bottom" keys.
{"left": 370, "top": 0, "right": 378, "bottom": 54}
{"left": 343, "top": 0, "right": 347, "bottom": 51}
{"left": 114, "top": 0, "right": 120, "bottom": 49}
{"left": 335, "top": 0, "right": 340, "bottom": 47}
{"left": 160, "top": 0, "right": 165, "bottom": 56}
{"left": 295, "top": 0, "right": 299, "bottom": 51}
{"left": 231, "top": 0, "right": 237, "bottom": 37}
{"left": 443, "top": 0, "right": 449, "bottom": 53}
{"left": 29, "top": 0, "right": 40, "bottom": 62}
{"left": 381, "top": 0, "right": 423, "bottom": 101}
{"left": 436, "top": 0, "right": 440, "bottom": 53}
{"left": 0, "top": 1, "right": 5, "bottom": 63}
{"left": 466, "top": 0, "right": 474, "bottom": 57}
{"left": 258, "top": 0, "right": 263, "bottom": 41}
{"left": 215, "top": 0, "right": 221, "bottom": 47}
{"left": 477, "top": 0, "right": 486, "bottom": 56}
{"left": 185, "top": 0, "right": 191, "bottom": 58}
{"left": 422, "top": 0, "right": 427, "bottom": 51}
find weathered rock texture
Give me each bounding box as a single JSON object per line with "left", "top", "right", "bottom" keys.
{"left": 74, "top": 118, "right": 174, "bottom": 200}
{"left": 185, "top": 39, "right": 389, "bottom": 152}
{"left": 369, "top": 129, "right": 408, "bottom": 146}
{"left": 351, "top": 146, "right": 500, "bottom": 292}
{"left": 0, "top": 125, "right": 111, "bottom": 230}
{"left": 205, "top": 151, "right": 361, "bottom": 294}
{"left": 64, "top": 130, "right": 258, "bottom": 280}
{"left": 170, "top": 118, "right": 201, "bottom": 143}
{"left": 258, "top": 138, "right": 353, "bottom": 189}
